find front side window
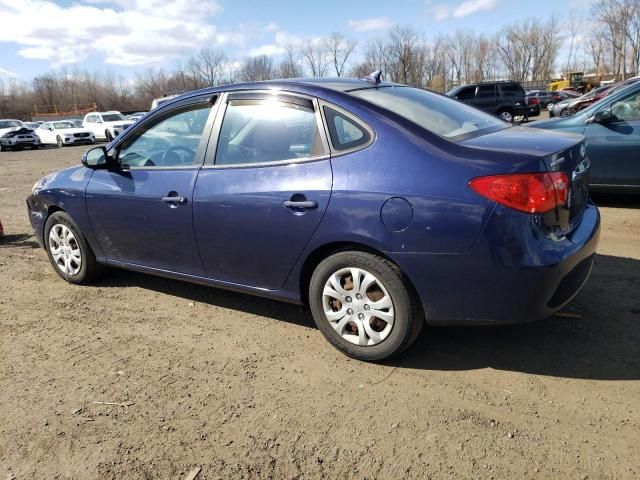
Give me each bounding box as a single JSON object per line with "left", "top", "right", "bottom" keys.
{"left": 215, "top": 99, "right": 325, "bottom": 166}
{"left": 118, "top": 104, "right": 212, "bottom": 168}
{"left": 351, "top": 86, "right": 507, "bottom": 141}
{"left": 610, "top": 90, "right": 640, "bottom": 122}
{"left": 455, "top": 86, "right": 476, "bottom": 100}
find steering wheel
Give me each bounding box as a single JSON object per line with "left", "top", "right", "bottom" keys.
{"left": 161, "top": 145, "right": 195, "bottom": 166}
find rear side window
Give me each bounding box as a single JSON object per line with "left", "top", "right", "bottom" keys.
{"left": 500, "top": 84, "right": 525, "bottom": 96}
{"left": 215, "top": 99, "right": 326, "bottom": 166}
{"left": 323, "top": 107, "right": 371, "bottom": 151}
{"left": 477, "top": 85, "right": 496, "bottom": 98}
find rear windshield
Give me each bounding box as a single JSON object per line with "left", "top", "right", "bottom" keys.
{"left": 351, "top": 86, "right": 507, "bottom": 142}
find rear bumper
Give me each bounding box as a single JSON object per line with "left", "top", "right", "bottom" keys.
{"left": 391, "top": 202, "right": 601, "bottom": 325}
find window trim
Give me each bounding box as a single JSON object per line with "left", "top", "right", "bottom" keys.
{"left": 318, "top": 100, "right": 375, "bottom": 157}
{"left": 111, "top": 98, "right": 221, "bottom": 171}
{"left": 203, "top": 90, "right": 331, "bottom": 170}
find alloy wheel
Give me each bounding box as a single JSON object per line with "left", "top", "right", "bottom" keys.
{"left": 48, "top": 224, "right": 82, "bottom": 276}
{"left": 322, "top": 267, "right": 395, "bottom": 346}
{"left": 499, "top": 111, "right": 513, "bottom": 122}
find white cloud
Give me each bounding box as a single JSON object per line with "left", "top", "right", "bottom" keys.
{"left": 0, "top": 0, "right": 242, "bottom": 67}
{"left": 432, "top": 5, "right": 450, "bottom": 21}
{"left": 248, "top": 44, "right": 286, "bottom": 57}
{"left": 453, "top": 0, "right": 496, "bottom": 18}
{"left": 264, "top": 22, "right": 280, "bottom": 32}
{"left": 431, "top": 0, "right": 497, "bottom": 20}
{"left": 0, "top": 67, "right": 18, "bottom": 78}
{"left": 347, "top": 17, "right": 394, "bottom": 32}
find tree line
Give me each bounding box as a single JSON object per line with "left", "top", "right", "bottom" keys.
{"left": 1, "top": 0, "right": 639, "bottom": 119}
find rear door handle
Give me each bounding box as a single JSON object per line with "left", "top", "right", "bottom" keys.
{"left": 283, "top": 200, "right": 318, "bottom": 209}
{"left": 162, "top": 196, "right": 187, "bottom": 204}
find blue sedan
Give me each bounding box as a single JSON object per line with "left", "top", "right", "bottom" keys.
{"left": 528, "top": 81, "right": 640, "bottom": 193}
{"left": 27, "top": 77, "right": 600, "bottom": 361}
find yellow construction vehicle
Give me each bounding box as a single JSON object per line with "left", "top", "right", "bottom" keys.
{"left": 548, "top": 72, "right": 598, "bottom": 94}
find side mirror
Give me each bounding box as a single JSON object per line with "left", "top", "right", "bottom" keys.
{"left": 592, "top": 108, "right": 612, "bottom": 124}
{"left": 82, "top": 146, "right": 111, "bottom": 170}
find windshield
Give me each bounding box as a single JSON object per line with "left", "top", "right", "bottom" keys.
{"left": 53, "top": 122, "right": 75, "bottom": 129}
{"left": 0, "top": 120, "right": 23, "bottom": 128}
{"left": 351, "top": 86, "right": 507, "bottom": 141}
{"left": 102, "top": 114, "right": 126, "bottom": 122}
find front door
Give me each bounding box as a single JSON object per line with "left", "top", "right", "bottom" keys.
{"left": 585, "top": 88, "right": 640, "bottom": 187}
{"left": 193, "top": 92, "right": 333, "bottom": 290}
{"left": 86, "top": 101, "right": 216, "bottom": 275}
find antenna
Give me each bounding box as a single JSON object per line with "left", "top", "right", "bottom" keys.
{"left": 361, "top": 70, "right": 383, "bottom": 85}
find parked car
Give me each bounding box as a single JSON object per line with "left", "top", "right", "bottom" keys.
{"left": 526, "top": 90, "right": 557, "bottom": 109}
{"left": 82, "top": 111, "right": 134, "bottom": 142}
{"left": 0, "top": 127, "right": 41, "bottom": 151}
{"left": 0, "top": 119, "right": 25, "bottom": 137}
{"left": 27, "top": 77, "right": 600, "bottom": 361}
{"left": 446, "top": 81, "right": 539, "bottom": 122}
{"left": 545, "top": 90, "right": 580, "bottom": 111}
{"left": 37, "top": 121, "right": 96, "bottom": 147}
{"left": 126, "top": 112, "right": 147, "bottom": 122}
{"left": 528, "top": 81, "right": 640, "bottom": 193}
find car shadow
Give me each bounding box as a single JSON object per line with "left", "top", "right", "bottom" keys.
{"left": 98, "top": 268, "right": 315, "bottom": 330}
{"left": 0, "top": 233, "right": 40, "bottom": 249}
{"left": 96, "top": 253, "right": 640, "bottom": 381}
{"left": 591, "top": 192, "right": 640, "bottom": 208}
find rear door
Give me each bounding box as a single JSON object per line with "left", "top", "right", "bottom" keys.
{"left": 475, "top": 84, "right": 497, "bottom": 113}
{"left": 585, "top": 87, "right": 640, "bottom": 187}
{"left": 193, "top": 92, "right": 333, "bottom": 290}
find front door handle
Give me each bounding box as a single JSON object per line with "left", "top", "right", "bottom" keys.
{"left": 162, "top": 195, "right": 187, "bottom": 205}
{"left": 283, "top": 200, "right": 318, "bottom": 209}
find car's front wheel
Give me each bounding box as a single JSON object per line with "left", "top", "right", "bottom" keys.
{"left": 56, "top": 135, "right": 64, "bottom": 148}
{"left": 44, "top": 211, "right": 101, "bottom": 285}
{"left": 309, "top": 251, "right": 423, "bottom": 361}
{"left": 105, "top": 130, "right": 113, "bottom": 142}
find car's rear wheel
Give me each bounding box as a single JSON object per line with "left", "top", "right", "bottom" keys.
{"left": 309, "top": 251, "right": 423, "bottom": 361}
{"left": 44, "top": 211, "right": 101, "bottom": 285}
{"left": 547, "top": 102, "right": 555, "bottom": 111}
{"left": 105, "top": 130, "right": 113, "bottom": 142}
{"left": 498, "top": 108, "right": 514, "bottom": 122}
{"left": 56, "top": 136, "right": 63, "bottom": 148}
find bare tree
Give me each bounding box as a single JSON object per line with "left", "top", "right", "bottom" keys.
{"left": 239, "top": 55, "right": 275, "bottom": 82}
{"left": 302, "top": 40, "right": 330, "bottom": 77}
{"left": 277, "top": 43, "right": 303, "bottom": 79}
{"left": 324, "top": 32, "right": 357, "bottom": 77}
{"left": 187, "top": 48, "right": 228, "bottom": 87}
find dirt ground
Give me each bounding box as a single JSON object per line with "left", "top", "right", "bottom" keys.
{"left": 1, "top": 144, "right": 639, "bottom": 480}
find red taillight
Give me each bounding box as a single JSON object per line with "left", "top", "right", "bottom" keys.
{"left": 529, "top": 98, "right": 539, "bottom": 105}
{"left": 469, "top": 172, "right": 569, "bottom": 214}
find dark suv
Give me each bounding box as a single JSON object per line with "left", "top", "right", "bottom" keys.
{"left": 446, "top": 81, "right": 539, "bottom": 122}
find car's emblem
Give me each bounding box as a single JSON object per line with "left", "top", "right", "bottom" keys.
{"left": 572, "top": 158, "right": 590, "bottom": 181}
{"left": 549, "top": 156, "right": 565, "bottom": 170}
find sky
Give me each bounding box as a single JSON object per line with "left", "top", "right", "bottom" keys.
{"left": 0, "top": 0, "right": 579, "bottom": 81}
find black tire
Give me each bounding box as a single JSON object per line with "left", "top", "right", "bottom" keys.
{"left": 56, "top": 136, "right": 63, "bottom": 148}
{"left": 44, "top": 211, "right": 102, "bottom": 285}
{"left": 309, "top": 251, "right": 423, "bottom": 362}
{"left": 497, "top": 108, "right": 514, "bottom": 122}
{"left": 105, "top": 130, "right": 113, "bottom": 142}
